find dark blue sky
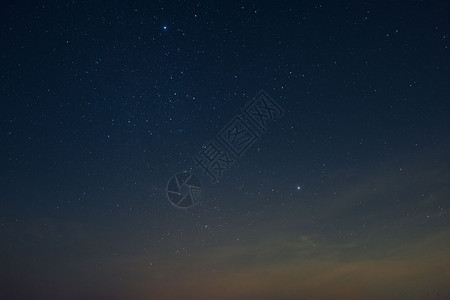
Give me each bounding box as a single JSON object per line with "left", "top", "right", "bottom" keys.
{"left": 1, "top": 1, "right": 449, "bottom": 299}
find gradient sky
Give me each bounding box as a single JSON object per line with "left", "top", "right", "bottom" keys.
{"left": 1, "top": 1, "right": 449, "bottom": 299}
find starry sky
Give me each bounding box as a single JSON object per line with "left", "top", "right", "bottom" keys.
{"left": 1, "top": 1, "right": 450, "bottom": 299}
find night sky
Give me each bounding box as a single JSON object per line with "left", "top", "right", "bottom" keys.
{"left": 1, "top": 1, "right": 450, "bottom": 299}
